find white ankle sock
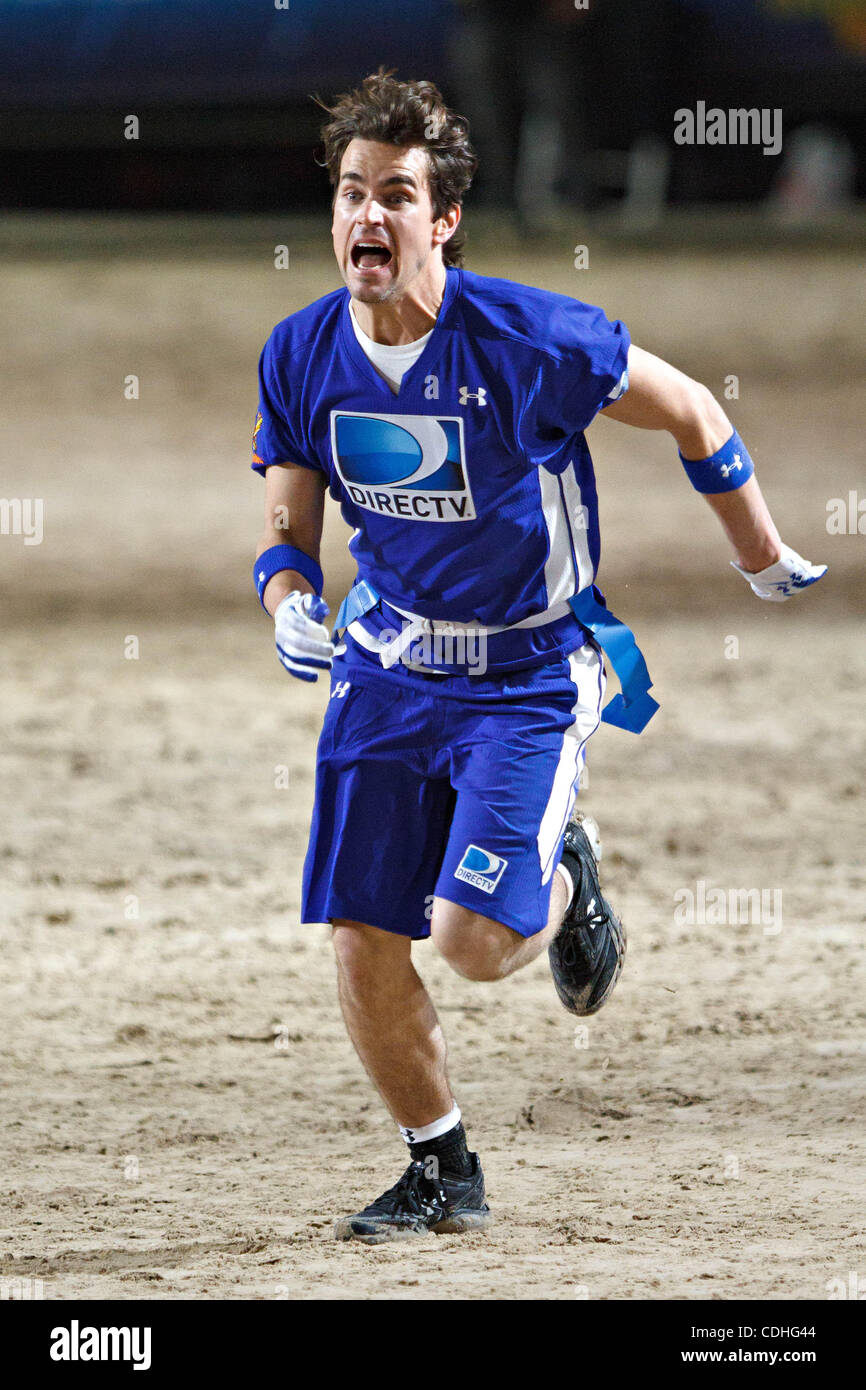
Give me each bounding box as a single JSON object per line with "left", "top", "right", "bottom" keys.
{"left": 399, "top": 1103, "right": 461, "bottom": 1146}
{"left": 555, "top": 860, "right": 575, "bottom": 913}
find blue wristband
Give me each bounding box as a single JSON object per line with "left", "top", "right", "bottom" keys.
{"left": 679, "top": 430, "right": 754, "bottom": 494}
{"left": 255, "top": 545, "right": 323, "bottom": 609}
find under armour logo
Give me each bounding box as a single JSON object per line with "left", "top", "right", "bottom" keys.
{"left": 330, "top": 680, "right": 351, "bottom": 699}
{"left": 458, "top": 385, "right": 487, "bottom": 407}
{"left": 257, "top": 571, "right": 266, "bottom": 583}
{"left": 777, "top": 572, "right": 809, "bottom": 593}
{"left": 720, "top": 454, "right": 743, "bottom": 479}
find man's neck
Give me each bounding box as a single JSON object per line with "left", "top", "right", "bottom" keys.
{"left": 350, "top": 260, "right": 447, "bottom": 346}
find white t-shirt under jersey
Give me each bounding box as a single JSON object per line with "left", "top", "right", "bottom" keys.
{"left": 349, "top": 301, "right": 433, "bottom": 393}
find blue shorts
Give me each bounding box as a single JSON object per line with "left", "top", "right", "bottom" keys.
{"left": 301, "top": 633, "right": 606, "bottom": 940}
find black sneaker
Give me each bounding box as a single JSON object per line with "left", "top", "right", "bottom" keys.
{"left": 548, "top": 815, "right": 626, "bottom": 1016}
{"left": 334, "top": 1155, "right": 491, "bottom": 1245}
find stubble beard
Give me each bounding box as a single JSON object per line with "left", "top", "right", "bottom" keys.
{"left": 347, "top": 252, "right": 429, "bottom": 306}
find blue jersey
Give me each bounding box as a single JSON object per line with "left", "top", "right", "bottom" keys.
{"left": 252, "top": 266, "right": 629, "bottom": 671}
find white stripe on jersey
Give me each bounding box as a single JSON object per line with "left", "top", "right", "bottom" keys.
{"left": 536, "top": 641, "right": 606, "bottom": 885}
{"left": 539, "top": 461, "right": 594, "bottom": 608}
{"left": 606, "top": 366, "right": 629, "bottom": 403}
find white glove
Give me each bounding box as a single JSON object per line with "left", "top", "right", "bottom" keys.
{"left": 274, "top": 590, "right": 334, "bottom": 682}
{"left": 731, "top": 544, "right": 827, "bottom": 602}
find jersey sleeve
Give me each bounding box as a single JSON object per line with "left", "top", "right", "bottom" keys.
{"left": 524, "top": 300, "right": 630, "bottom": 458}
{"left": 250, "top": 332, "right": 322, "bottom": 476}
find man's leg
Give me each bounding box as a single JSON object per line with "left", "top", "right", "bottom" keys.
{"left": 307, "top": 643, "right": 491, "bottom": 1240}
{"left": 430, "top": 869, "right": 570, "bottom": 982}
{"left": 331, "top": 919, "right": 452, "bottom": 1128}
{"left": 429, "top": 645, "right": 623, "bottom": 1004}
{"left": 331, "top": 918, "right": 491, "bottom": 1242}
{"left": 432, "top": 815, "right": 626, "bottom": 1015}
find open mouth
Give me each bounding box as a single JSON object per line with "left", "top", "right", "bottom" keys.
{"left": 351, "top": 242, "right": 393, "bottom": 270}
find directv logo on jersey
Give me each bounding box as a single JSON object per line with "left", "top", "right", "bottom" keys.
{"left": 331, "top": 411, "right": 475, "bottom": 521}
{"left": 454, "top": 845, "right": 508, "bottom": 894}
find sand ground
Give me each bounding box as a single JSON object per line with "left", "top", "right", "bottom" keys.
{"left": 0, "top": 232, "right": 863, "bottom": 1299}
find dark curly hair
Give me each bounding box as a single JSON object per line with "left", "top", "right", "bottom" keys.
{"left": 317, "top": 69, "right": 477, "bottom": 267}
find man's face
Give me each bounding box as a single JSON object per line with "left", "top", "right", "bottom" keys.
{"left": 332, "top": 138, "right": 451, "bottom": 303}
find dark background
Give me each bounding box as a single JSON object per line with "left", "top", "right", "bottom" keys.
{"left": 1, "top": 0, "right": 863, "bottom": 215}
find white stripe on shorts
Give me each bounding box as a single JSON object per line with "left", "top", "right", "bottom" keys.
{"left": 536, "top": 642, "right": 606, "bottom": 885}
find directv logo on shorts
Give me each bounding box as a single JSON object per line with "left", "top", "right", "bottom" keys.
{"left": 454, "top": 844, "right": 508, "bottom": 894}
{"left": 331, "top": 411, "right": 475, "bottom": 521}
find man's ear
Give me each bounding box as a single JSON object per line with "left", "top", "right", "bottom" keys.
{"left": 433, "top": 204, "right": 461, "bottom": 249}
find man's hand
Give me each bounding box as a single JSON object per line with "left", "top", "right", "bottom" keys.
{"left": 274, "top": 591, "right": 335, "bottom": 681}
{"left": 731, "top": 544, "right": 828, "bottom": 602}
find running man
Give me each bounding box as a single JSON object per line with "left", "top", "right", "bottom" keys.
{"left": 250, "top": 71, "right": 826, "bottom": 1243}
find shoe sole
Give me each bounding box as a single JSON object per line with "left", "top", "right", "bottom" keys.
{"left": 333, "top": 1207, "right": 492, "bottom": 1244}
{"left": 435, "top": 1208, "right": 492, "bottom": 1235}
{"left": 580, "top": 914, "right": 627, "bottom": 1015}
{"left": 550, "top": 907, "right": 626, "bottom": 1016}
{"left": 551, "top": 821, "right": 626, "bottom": 1016}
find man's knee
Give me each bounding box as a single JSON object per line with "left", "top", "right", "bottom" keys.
{"left": 429, "top": 899, "right": 516, "bottom": 981}
{"left": 331, "top": 919, "right": 412, "bottom": 996}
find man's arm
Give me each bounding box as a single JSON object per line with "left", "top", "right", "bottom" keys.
{"left": 255, "top": 462, "right": 334, "bottom": 682}
{"left": 601, "top": 345, "right": 782, "bottom": 574}
{"left": 256, "top": 462, "right": 327, "bottom": 616}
